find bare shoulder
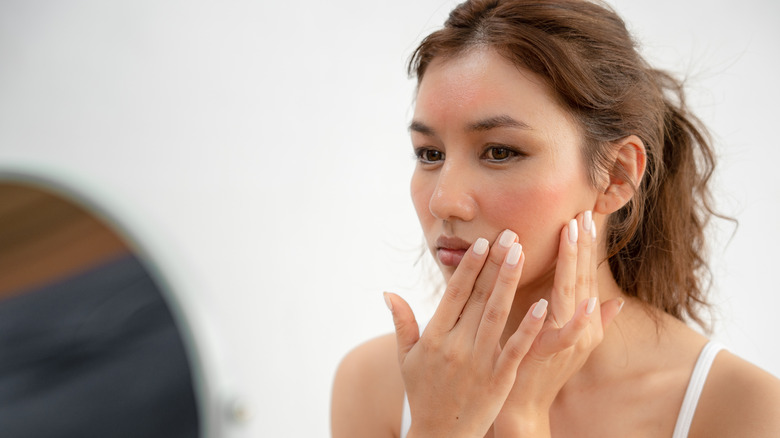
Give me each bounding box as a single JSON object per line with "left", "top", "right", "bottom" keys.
{"left": 691, "top": 350, "right": 780, "bottom": 437}
{"left": 331, "top": 333, "right": 405, "bottom": 438}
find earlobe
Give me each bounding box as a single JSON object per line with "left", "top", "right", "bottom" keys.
{"left": 593, "top": 135, "right": 646, "bottom": 215}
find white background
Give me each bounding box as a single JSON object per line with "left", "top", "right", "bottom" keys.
{"left": 1, "top": 1, "right": 778, "bottom": 436}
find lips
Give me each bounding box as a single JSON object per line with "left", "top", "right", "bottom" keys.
{"left": 435, "top": 235, "right": 472, "bottom": 267}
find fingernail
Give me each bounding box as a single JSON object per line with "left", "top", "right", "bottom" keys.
{"left": 586, "top": 297, "right": 598, "bottom": 315}
{"left": 591, "top": 224, "right": 597, "bottom": 241}
{"left": 383, "top": 292, "right": 393, "bottom": 311}
{"left": 473, "top": 237, "right": 489, "bottom": 255}
{"left": 617, "top": 297, "right": 625, "bottom": 313}
{"left": 532, "top": 299, "right": 548, "bottom": 319}
{"left": 506, "top": 242, "right": 522, "bottom": 266}
{"left": 568, "top": 219, "right": 578, "bottom": 244}
{"left": 499, "top": 230, "right": 517, "bottom": 248}
{"left": 583, "top": 210, "right": 592, "bottom": 232}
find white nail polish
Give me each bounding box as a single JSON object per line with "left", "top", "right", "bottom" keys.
{"left": 586, "top": 297, "right": 598, "bottom": 315}
{"left": 473, "top": 237, "right": 489, "bottom": 255}
{"left": 383, "top": 293, "right": 393, "bottom": 311}
{"left": 591, "top": 224, "right": 597, "bottom": 241}
{"left": 583, "top": 211, "right": 592, "bottom": 232}
{"left": 506, "top": 242, "right": 522, "bottom": 266}
{"left": 532, "top": 299, "right": 548, "bottom": 319}
{"left": 568, "top": 219, "right": 578, "bottom": 244}
{"left": 499, "top": 230, "right": 517, "bottom": 248}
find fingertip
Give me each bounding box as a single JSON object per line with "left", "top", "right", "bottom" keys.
{"left": 383, "top": 292, "right": 393, "bottom": 312}
{"left": 600, "top": 297, "right": 625, "bottom": 329}
{"left": 568, "top": 218, "right": 578, "bottom": 245}
{"left": 585, "top": 297, "right": 598, "bottom": 315}
{"left": 531, "top": 298, "right": 548, "bottom": 320}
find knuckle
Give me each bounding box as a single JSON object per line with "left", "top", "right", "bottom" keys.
{"left": 486, "top": 250, "right": 505, "bottom": 271}
{"left": 504, "top": 343, "right": 526, "bottom": 361}
{"left": 557, "top": 283, "right": 575, "bottom": 298}
{"left": 441, "top": 343, "right": 464, "bottom": 364}
{"left": 483, "top": 304, "right": 509, "bottom": 325}
{"left": 443, "top": 284, "right": 466, "bottom": 303}
{"left": 576, "top": 273, "right": 590, "bottom": 286}
{"left": 495, "top": 268, "right": 519, "bottom": 290}
{"left": 469, "top": 283, "right": 491, "bottom": 305}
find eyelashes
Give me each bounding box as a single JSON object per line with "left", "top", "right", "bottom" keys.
{"left": 413, "top": 145, "right": 526, "bottom": 165}
{"left": 482, "top": 145, "right": 525, "bottom": 162}
{"left": 414, "top": 148, "right": 444, "bottom": 164}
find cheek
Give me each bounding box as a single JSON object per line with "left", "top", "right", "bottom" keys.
{"left": 410, "top": 172, "right": 433, "bottom": 227}
{"left": 485, "top": 178, "right": 587, "bottom": 276}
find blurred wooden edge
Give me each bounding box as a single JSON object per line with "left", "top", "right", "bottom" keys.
{"left": 0, "top": 182, "right": 130, "bottom": 299}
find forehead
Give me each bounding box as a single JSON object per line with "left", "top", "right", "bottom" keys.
{"left": 413, "top": 48, "right": 577, "bottom": 137}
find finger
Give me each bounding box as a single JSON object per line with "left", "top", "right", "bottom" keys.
{"left": 537, "top": 297, "right": 597, "bottom": 356}
{"left": 495, "top": 299, "right": 548, "bottom": 377}
{"left": 589, "top": 214, "right": 599, "bottom": 301}
{"left": 384, "top": 292, "right": 419, "bottom": 363}
{"left": 427, "top": 237, "right": 490, "bottom": 334}
{"left": 474, "top": 243, "right": 524, "bottom": 356}
{"left": 599, "top": 297, "right": 625, "bottom": 330}
{"left": 457, "top": 229, "right": 517, "bottom": 334}
{"left": 549, "top": 219, "right": 578, "bottom": 325}
{"left": 575, "top": 211, "right": 594, "bottom": 308}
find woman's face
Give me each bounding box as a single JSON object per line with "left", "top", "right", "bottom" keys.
{"left": 410, "top": 49, "right": 600, "bottom": 290}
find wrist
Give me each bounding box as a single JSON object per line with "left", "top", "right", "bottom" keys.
{"left": 493, "top": 408, "right": 551, "bottom": 437}
{"left": 407, "top": 421, "right": 487, "bottom": 438}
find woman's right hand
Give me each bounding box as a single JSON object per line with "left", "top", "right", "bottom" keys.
{"left": 384, "top": 230, "right": 548, "bottom": 438}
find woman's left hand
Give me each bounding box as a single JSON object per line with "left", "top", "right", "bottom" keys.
{"left": 492, "top": 212, "right": 624, "bottom": 436}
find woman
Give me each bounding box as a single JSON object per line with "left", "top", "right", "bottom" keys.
{"left": 332, "top": 0, "right": 780, "bottom": 436}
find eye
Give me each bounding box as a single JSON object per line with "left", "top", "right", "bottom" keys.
{"left": 415, "top": 148, "right": 445, "bottom": 164}
{"left": 482, "top": 145, "right": 522, "bottom": 162}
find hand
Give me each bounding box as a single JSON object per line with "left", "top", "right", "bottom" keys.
{"left": 492, "top": 212, "right": 624, "bottom": 436}
{"left": 385, "top": 230, "right": 547, "bottom": 438}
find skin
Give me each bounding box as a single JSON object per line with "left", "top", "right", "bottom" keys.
{"left": 331, "top": 48, "right": 780, "bottom": 437}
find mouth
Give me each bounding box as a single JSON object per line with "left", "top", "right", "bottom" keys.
{"left": 435, "top": 235, "right": 472, "bottom": 267}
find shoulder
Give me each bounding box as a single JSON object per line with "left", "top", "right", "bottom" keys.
{"left": 331, "top": 333, "right": 405, "bottom": 438}
{"left": 690, "top": 349, "right": 780, "bottom": 437}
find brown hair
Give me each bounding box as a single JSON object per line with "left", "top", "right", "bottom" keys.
{"left": 409, "top": 0, "right": 720, "bottom": 329}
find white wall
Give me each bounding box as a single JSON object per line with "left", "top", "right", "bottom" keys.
{"left": 1, "top": 1, "right": 778, "bottom": 436}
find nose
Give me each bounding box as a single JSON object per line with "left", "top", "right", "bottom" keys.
{"left": 428, "top": 162, "right": 478, "bottom": 223}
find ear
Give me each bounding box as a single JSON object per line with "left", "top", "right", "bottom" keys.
{"left": 594, "top": 135, "right": 646, "bottom": 215}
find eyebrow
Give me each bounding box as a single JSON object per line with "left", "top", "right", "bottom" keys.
{"left": 408, "top": 114, "right": 531, "bottom": 136}
{"left": 467, "top": 115, "right": 531, "bottom": 132}
{"left": 409, "top": 120, "right": 436, "bottom": 136}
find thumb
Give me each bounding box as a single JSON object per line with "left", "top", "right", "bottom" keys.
{"left": 384, "top": 292, "right": 419, "bottom": 364}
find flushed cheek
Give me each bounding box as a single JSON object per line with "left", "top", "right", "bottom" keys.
{"left": 486, "top": 182, "right": 581, "bottom": 280}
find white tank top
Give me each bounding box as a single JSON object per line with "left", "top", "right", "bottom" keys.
{"left": 400, "top": 342, "right": 724, "bottom": 438}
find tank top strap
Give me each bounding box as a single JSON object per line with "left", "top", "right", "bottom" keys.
{"left": 400, "top": 393, "right": 411, "bottom": 438}
{"left": 672, "top": 341, "right": 725, "bottom": 438}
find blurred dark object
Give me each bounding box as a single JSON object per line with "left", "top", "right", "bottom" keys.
{"left": 0, "top": 182, "right": 199, "bottom": 437}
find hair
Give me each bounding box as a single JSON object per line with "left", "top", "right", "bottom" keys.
{"left": 408, "top": 0, "right": 721, "bottom": 329}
